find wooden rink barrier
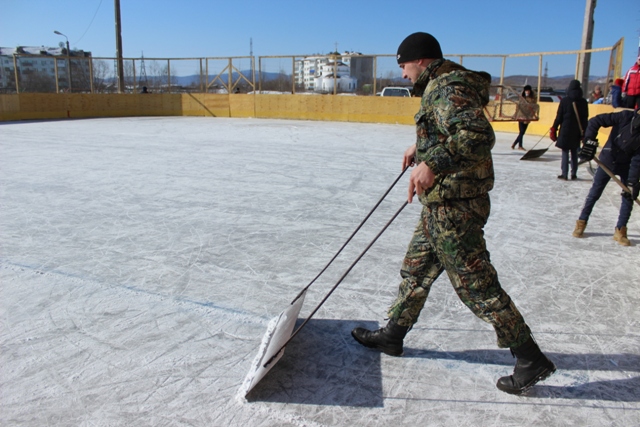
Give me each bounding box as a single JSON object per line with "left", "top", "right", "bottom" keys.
{"left": 0, "top": 93, "right": 616, "bottom": 141}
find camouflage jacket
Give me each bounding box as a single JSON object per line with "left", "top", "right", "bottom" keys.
{"left": 412, "top": 59, "right": 495, "bottom": 204}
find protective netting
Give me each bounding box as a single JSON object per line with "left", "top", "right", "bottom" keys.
{"left": 484, "top": 85, "right": 539, "bottom": 122}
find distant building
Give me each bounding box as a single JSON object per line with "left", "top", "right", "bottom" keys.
{"left": 294, "top": 60, "right": 304, "bottom": 87}
{"left": 314, "top": 60, "right": 357, "bottom": 93}
{"left": 0, "top": 46, "right": 92, "bottom": 92}
{"left": 299, "top": 56, "right": 329, "bottom": 91}
{"left": 295, "top": 51, "right": 373, "bottom": 93}
{"left": 347, "top": 55, "right": 374, "bottom": 92}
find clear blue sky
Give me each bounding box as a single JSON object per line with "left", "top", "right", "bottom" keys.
{"left": 2, "top": 0, "right": 639, "bottom": 78}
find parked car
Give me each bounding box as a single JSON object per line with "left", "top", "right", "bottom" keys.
{"left": 539, "top": 93, "right": 562, "bottom": 102}
{"left": 378, "top": 87, "right": 411, "bottom": 97}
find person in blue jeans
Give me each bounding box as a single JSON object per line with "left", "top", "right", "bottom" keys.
{"left": 573, "top": 109, "right": 640, "bottom": 246}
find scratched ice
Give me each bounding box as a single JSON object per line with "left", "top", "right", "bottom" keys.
{"left": 1, "top": 117, "right": 638, "bottom": 426}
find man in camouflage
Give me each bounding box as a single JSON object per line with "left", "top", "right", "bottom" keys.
{"left": 351, "top": 32, "right": 555, "bottom": 395}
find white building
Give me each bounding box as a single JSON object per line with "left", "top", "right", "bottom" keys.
{"left": 295, "top": 52, "right": 369, "bottom": 93}
{"left": 294, "top": 60, "right": 304, "bottom": 87}
{"left": 0, "top": 46, "right": 92, "bottom": 92}
{"left": 299, "top": 56, "right": 329, "bottom": 91}
{"left": 314, "top": 60, "right": 357, "bottom": 93}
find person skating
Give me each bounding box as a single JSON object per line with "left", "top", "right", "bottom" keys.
{"left": 351, "top": 32, "right": 555, "bottom": 395}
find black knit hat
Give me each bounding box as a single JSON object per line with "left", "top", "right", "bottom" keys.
{"left": 397, "top": 32, "right": 443, "bottom": 64}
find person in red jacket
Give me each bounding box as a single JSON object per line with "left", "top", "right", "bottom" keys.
{"left": 622, "top": 55, "right": 640, "bottom": 109}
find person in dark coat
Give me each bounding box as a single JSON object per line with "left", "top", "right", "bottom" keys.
{"left": 549, "top": 80, "right": 589, "bottom": 180}
{"left": 572, "top": 109, "right": 640, "bottom": 246}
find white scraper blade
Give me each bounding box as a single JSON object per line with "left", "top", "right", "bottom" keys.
{"left": 238, "top": 290, "right": 306, "bottom": 398}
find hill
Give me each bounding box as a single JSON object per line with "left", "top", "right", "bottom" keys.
{"left": 167, "top": 71, "right": 609, "bottom": 93}
{"left": 172, "top": 70, "right": 282, "bottom": 87}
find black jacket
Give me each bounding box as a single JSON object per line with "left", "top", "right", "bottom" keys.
{"left": 553, "top": 81, "right": 589, "bottom": 150}
{"left": 584, "top": 110, "right": 640, "bottom": 177}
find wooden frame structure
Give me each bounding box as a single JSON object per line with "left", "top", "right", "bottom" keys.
{"left": 2, "top": 39, "right": 625, "bottom": 96}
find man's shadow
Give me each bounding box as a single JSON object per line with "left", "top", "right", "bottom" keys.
{"left": 405, "top": 347, "right": 640, "bottom": 401}
{"left": 245, "top": 320, "right": 640, "bottom": 405}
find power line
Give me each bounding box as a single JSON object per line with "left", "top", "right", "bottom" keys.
{"left": 73, "top": 0, "right": 104, "bottom": 45}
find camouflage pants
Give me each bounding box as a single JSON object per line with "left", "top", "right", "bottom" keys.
{"left": 387, "top": 195, "right": 530, "bottom": 348}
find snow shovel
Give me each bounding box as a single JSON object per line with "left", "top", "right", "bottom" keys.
{"left": 239, "top": 168, "right": 410, "bottom": 398}
{"left": 520, "top": 129, "right": 552, "bottom": 160}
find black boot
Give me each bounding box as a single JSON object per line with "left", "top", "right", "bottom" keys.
{"left": 496, "top": 336, "right": 556, "bottom": 395}
{"left": 351, "top": 320, "right": 409, "bottom": 356}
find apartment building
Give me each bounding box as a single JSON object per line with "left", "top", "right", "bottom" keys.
{"left": 1, "top": 46, "right": 92, "bottom": 92}
{"left": 295, "top": 51, "right": 373, "bottom": 92}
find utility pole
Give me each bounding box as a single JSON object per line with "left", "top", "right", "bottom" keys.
{"left": 114, "top": 0, "right": 125, "bottom": 93}
{"left": 54, "top": 31, "right": 72, "bottom": 92}
{"left": 250, "top": 37, "right": 254, "bottom": 84}
{"left": 577, "top": 0, "right": 596, "bottom": 92}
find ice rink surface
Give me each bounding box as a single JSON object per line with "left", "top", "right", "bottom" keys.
{"left": 1, "top": 116, "right": 638, "bottom": 426}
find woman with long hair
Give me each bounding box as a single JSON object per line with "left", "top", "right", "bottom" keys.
{"left": 511, "top": 85, "right": 536, "bottom": 150}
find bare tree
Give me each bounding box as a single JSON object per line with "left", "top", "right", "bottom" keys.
{"left": 92, "top": 60, "right": 113, "bottom": 93}
{"left": 261, "top": 69, "right": 292, "bottom": 92}
{"left": 70, "top": 57, "right": 93, "bottom": 92}
{"left": 19, "top": 70, "right": 56, "bottom": 93}
{"left": 376, "top": 70, "right": 402, "bottom": 92}
{"left": 148, "top": 61, "right": 166, "bottom": 92}
{"left": 2, "top": 71, "right": 17, "bottom": 93}
{"left": 124, "top": 60, "right": 135, "bottom": 92}
{"left": 182, "top": 68, "right": 203, "bottom": 93}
